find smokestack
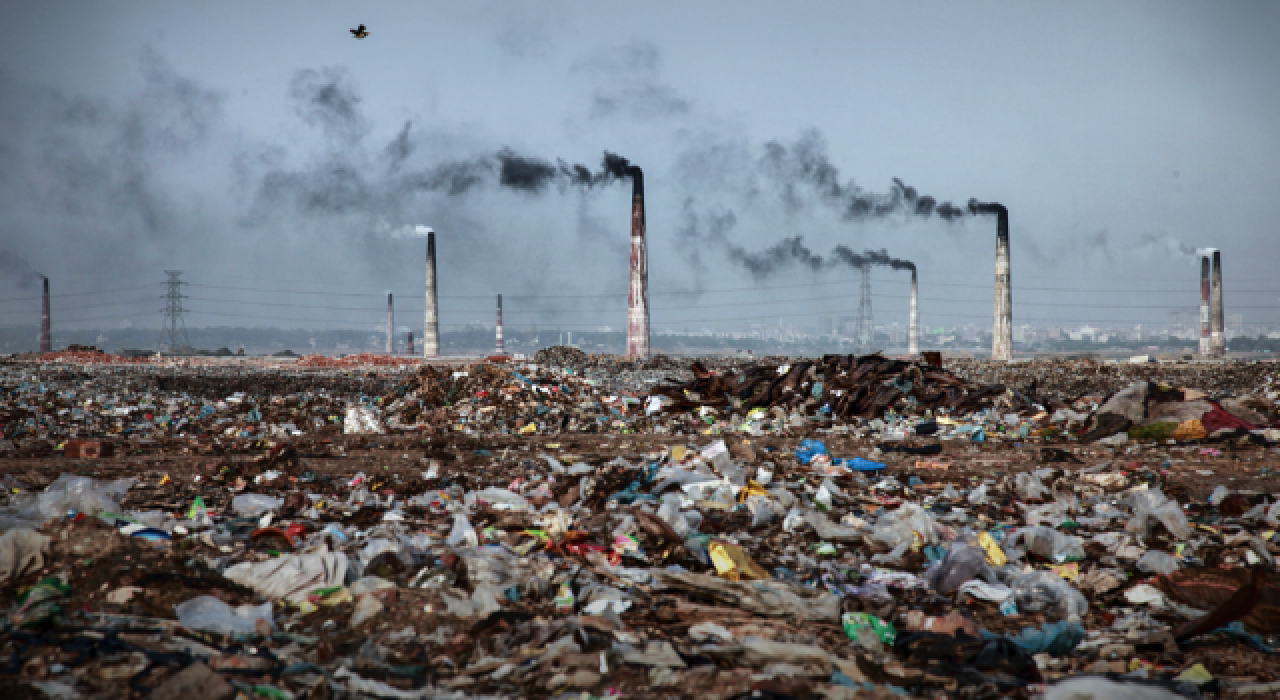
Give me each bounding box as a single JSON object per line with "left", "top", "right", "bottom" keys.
{"left": 385, "top": 293, "right": 394, "bottom": 354}
{"left": 407, "top": 331, "right": 414, "bottom": 356}
{"left": 626, "top": 169, "right": 650, "bottom": 358}
{"left": 423, "top": 231, "right": 439, "bottom": 358}
{"left": 495, "top": 294, "right": 505, "bottom": 355}
{"left": 1199, "top": 254, "right": 1212, "bottom": 356}
{"left": 39, "top": 277, "right": 51, "bottom": 353}
{"left": 908, "top": 268, "right": 919, "bottom": 356}
{"left": 968, "top": 202, "right": 1013, "bottom": 362}
{"left": 1211, "top": 250, "right": 1225, "bottom": 357}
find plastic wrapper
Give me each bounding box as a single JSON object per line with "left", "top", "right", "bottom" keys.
{"left": 471, "top": 487, "right": 531, "bottom": 512}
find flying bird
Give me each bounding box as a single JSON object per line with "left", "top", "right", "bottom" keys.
{"left": 350, "top": 24, "right": 369, "bottom": 39}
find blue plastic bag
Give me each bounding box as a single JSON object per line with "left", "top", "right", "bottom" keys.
{"left": 794, "top": 439, "right": 829, "bottom": 465}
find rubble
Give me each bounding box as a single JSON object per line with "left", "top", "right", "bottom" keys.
{"left": 1, "top": 352, "right": 1279, "bottom": 698}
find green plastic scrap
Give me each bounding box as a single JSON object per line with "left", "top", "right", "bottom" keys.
{"left": 13, "top": 576, "right": 71, "bottom": 628}
{"left": 842, "top": 612, "right": 896, "bottom": 645}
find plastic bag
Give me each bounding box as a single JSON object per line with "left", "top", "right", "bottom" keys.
{"left": 1009, "top": 571, "right": 1088, "bottom": 619}
{"left": 794, "top": 439, "right": 829, "bottom": 465}
{"left": 873, "top": 503, "right": 939, "bottom": 549}
{"left": 1044, "top": 676, "right": 1185, "bottom": 700}
{"left": 343, "top": 405, "right": 385, "bottom": 434}
{"left": 1136, "top": 550, "right": 1180, "bottom": 575}
{"left": 175, "top": 595, "right": 273, "bottom": 636}
{"left": 925, "top": 536, "right": 987, "bottom": 593}
{"left": 968, "top": 483, "right": 990, "bottom": 505}
{"left": 746, "top": 495, "right": 775, "bottom": 528}
{"left": 1014, "top": 471, "right": 1049, "bottom": 501}
{"left": 657, "top": 497, "right": 691, "bottom": 538}
{"left": 1004, "top": 526, "right": 1085, "bottom": 563}
{"left": 446, "top": 513, "right": 479, "bottom": 548}
{"left": 231, "top": 493, "right": 283, "bottom": 517}
{"left": 1126, "top": 489, "right": 1191, "bottom": 540}
{"left": 37, "top": 474, "right": 135, "bottom": 518}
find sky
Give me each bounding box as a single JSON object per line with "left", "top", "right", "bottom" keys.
{"left": 1, "top": 1, "right": 1278, "bottom": 337}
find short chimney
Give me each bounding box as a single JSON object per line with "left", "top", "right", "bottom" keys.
{"left": 386, "top": 293, "right": 394, "bottom": 354}
{"left": 495, "top": 294, "right": 505, "bottom": 355}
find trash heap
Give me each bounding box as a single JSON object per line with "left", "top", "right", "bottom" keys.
{"left": 1, "top": 354, "right": 1280, "bottom": 698}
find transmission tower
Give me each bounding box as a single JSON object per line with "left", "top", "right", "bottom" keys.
{"left": 161, "top": 271, "right": 190, "bottom": 353}
{"left": 853, "top": 263, "right": 877, "bottom": 353}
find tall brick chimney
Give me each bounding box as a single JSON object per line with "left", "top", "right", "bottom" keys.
{"left": 626, "top": 170, "right": 650, "bottom": 358}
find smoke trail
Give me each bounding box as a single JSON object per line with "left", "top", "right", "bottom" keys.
{"left": 497, "top": 150, "right": 640, "bottom": 193}
{"left": 830, "top": 245, "right": 916, "bottom": 271}
{"left": 0, "top": 252, "right": 43, "bottom": 288}
{"left": 760, "top": 132, "right": 968, "bottom": 221}
{"left": 967, "top": 199, "right": 1007, "bottom": 217}
{"left": 726, "top": 236, "right": 915, "bottom": 281}
{"left": 1135, "top": 233, "right": 1196, "bottom": 259}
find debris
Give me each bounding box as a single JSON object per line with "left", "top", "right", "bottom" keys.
{"left": 1, "top": 352, "right": 1278, "bottom": 696}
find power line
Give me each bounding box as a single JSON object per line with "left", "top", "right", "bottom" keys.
{"left": 0, "top": 285, "right": 158, "bottom": 304}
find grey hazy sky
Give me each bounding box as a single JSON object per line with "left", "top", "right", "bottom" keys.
{"left": 1, "top": 1, "right": 1278, "bottom": 336}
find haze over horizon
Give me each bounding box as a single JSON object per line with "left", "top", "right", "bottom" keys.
{"left": 2, "top": 1, "right": 1279, "bottom": 338}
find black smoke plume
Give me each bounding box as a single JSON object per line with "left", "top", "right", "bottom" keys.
{"left": 497, "top": 150, "right": 640, "bottom": 193}
{"left": 760, "top": 132, "right": 968, "bottom": 221}
{"left": 727, "top": 236, "right": 914, "bottom": 281}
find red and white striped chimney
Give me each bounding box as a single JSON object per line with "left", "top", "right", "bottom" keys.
{"left": 626, "top": 170, "right": 650, "bottom": 358}
{"left": 495, "top": 294, "right": 505, "bottom": 355}
{"left": 39, "top": 277, "right": 51, "bottom": 353}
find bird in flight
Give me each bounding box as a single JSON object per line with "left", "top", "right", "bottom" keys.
{"left": 350, "top": 24, "right": 369, "bottom": 39}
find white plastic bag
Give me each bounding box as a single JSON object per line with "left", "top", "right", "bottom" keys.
{"left": 446, "top": 514, "right": 479, "bottom": 548}
{"left": 175, "top": 595, "right": 274, "bottom": 636}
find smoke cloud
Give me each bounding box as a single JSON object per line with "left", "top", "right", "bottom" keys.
{"left": 0, "top": 252, "right": 44, "bottom": 289}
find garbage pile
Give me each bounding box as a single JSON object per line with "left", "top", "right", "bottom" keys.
{"left": 951, "top": 358, "right": 1280, "bottom": 402}
{"left": 297, "top": 353, "right": 424, "bottom": 368}
{"left": 532, "top": 346, "right": 589, "bottom": 368}
{"left": 2, "top": 355, "right": 1280, "bottom": 698}
{"left": 650, "top": 353, "right": 1010, "bottom": 425}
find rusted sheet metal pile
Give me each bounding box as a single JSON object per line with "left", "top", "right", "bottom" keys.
{"left": 1, "top": 353, "right": 1280, "bottom": 698}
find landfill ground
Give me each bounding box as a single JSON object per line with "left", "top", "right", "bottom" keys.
{"left": 2, "top": 351, "right": 1280, "bottom": 699}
